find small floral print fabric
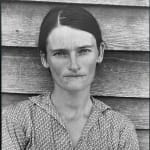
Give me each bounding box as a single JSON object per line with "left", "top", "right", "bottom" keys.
{"left": 2, "top": 92, "right": 139, "bottom": 150}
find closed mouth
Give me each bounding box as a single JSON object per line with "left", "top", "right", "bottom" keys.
{"left": 64, "top": 75, "right": 85, "bottom": 77}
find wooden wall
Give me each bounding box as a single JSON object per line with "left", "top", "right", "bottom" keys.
{"left": 2, "top": 0, "right": 149, "bottom": 149}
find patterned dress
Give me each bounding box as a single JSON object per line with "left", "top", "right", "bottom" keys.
{"left": 2, "top": 92, "right": 139, "bottom": 150}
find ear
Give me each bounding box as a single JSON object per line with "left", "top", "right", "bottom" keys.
{"left": 96, "top": 42, "right": 105, "bottom": 64}
{"left": 40, "top": 52, "right": 49, "bottom": 68}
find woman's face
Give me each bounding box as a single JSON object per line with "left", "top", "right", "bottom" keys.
{"left": 42, "top": 25, "right": 102, "bottom": 92}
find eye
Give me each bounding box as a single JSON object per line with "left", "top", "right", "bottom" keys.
{"left": 78, "top": 49, "right": 91, "bottom": 55}
{"left": 53, "top": 50, "right": 68, "bottom": 57}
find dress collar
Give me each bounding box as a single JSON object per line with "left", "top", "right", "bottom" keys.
{"left": 29, "top": 92, "right": 111, "bottom": 127}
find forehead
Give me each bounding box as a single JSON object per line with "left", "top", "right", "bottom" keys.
{"left": 47, "top": 25, "right": 96, "bottom": 49}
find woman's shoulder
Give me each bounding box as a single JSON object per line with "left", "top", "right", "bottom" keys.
{"left": 92, "top": 97, "right": 139, "bottom": 149}
{"left": 3, "top": 99, "right": 32, "bottom": 124}
{"left": 92, "top": 96, "right": 135, "bottom": 130}
{"left": 2, "top": 93, "right": 47, "bottom": 124}
{"left": 105, "top": 108, "right": 134, "bottom": 130}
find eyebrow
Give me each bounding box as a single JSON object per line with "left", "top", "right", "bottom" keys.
{"left": 50, "top": 48, "right": 68, "bottom": 52}
{"left": 78, "top": 45, "right": 94, "bottom": 49}
{"left": 50, "top": 45, "right": 94, "bottom": 51}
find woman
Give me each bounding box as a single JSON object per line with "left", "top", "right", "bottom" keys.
{"left": 2, "top": 5, "right": 139, "bottom": 149}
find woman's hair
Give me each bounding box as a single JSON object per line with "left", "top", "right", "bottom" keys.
{"left": 38, "top": 5, "right": 103, "bottom": 55}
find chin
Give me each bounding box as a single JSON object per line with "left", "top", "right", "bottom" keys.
{"left": 54, "top": 78, "right": 93, "bottom": 92}
{"left": 63, "top": 82, "right": 90, "bottom": 92}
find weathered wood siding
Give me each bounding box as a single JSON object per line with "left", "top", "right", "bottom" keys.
{"left": 2, "top": 47, "right": 149, "bottom": 97}
{"left": 2, "top": 0, "right": 150, "bottom": 7}
{"left": 2, "top": 2, "right": 149, "bottom": 51}
{"left": 2, "top": 0, "right": 149, "bottom": 149}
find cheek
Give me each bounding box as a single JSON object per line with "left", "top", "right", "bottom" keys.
{"left": 48, "top": 58, "right": 64, "bottom": 77}
{"left": 88, "top": 61, "right": 97, "bottom": 78}
{"left": 82, "top": 54, "right": 97, "bottom": 73}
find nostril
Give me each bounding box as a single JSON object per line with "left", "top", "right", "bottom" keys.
{"left": 69, "top": 66, "right": 80, "bottom": 72}
{"left": 68, "top": 54, "right": 80, "bottom": 71}
{"left": 69, "top": 62, "right": 80, "bottom": 72}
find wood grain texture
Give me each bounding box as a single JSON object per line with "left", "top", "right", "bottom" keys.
{"left": 2, "top": 2, "right": 149, "bottom": 51}
{"left": 2, "top": 47, "right": 149, "bottom": 97}
{"left": 2, "top": 0, "right": 149, "bottom": 7}
{"left": 2, "top": 93, "right": 149, "bottom": 129}
{"left": 137, "top": 130, "right": 149, "bottom": 150}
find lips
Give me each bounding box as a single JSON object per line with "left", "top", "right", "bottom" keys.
{"left": 64, "top": 74, "right": 85, "bottom": 77}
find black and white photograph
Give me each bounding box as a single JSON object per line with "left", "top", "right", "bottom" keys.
{"left": 2, "top": 0, "right": 149, "bottom": 149}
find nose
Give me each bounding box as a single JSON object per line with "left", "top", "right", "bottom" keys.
{"left": 68, "top": 53, "right": 80, "bottom": 72}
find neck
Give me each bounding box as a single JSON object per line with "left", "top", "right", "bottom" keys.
{"left": 51, "top": 84, "right": 92, "bottom": 121}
